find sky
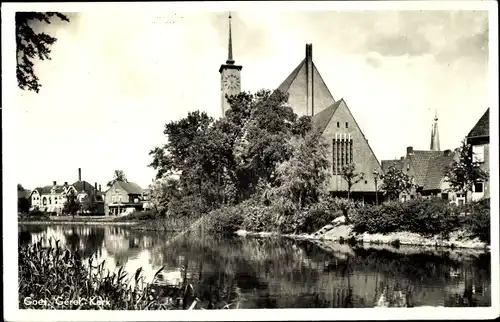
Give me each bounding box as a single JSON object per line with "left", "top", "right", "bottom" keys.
{"left": 13, "top": 6, "right": 491, "bottom": 190}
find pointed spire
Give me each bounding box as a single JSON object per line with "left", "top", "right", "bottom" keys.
{"left": 226, "top": 12, "right": 235, "bottom": 65}
{"left": 430, "top": 108, "right": 440, "bottom": 151}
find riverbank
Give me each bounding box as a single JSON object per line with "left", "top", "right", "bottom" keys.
{"left": 17, "top": 215, "right": 141, "bottom": 226}
{"left": 235, "top": 218, "right": 490, "bottom": 251}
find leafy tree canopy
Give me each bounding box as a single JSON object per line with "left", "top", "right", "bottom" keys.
{"left": 16, "top": 12, "right": 70, "bottom": 93}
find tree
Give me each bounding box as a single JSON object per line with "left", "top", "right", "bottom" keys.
{"left": 17, "top": 184, "right": 31, "bottom": 214}
{"left": 82, "top": 190, "right": 98, "bottom": 214}
{"left": 107, "top": 170, "right": 128, "bottom": 187}
{"left": 62, "top": 190, "right": 80, "bottom": 217}
{"left": 149, "top": 176, "right": 181, "bottom": 216}
{"left": 16, "top": 12, "right": 70, "bottom": 93}
{"left": 380, "top": 165, "right": 415, "bottom": 201}
{"left": 445, "top": 140, "right": 489, "bottom": 203}
{"left": 148, "top": 89, "right": 303, "bottom": 211}
{"left": 267, "top": 129, "right": 330, "bottom": 214}
{"left": 340, "top": 163, "right": 365, "bottom": 199}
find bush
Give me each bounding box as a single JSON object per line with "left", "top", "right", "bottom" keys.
{"left": 203, "top": 205, "right": 245, "bottom": 235}
{"left": 167, "top": 195, "right": 209, "bottom": 220}
{"left": 352, "top": 198, "right": 463, "bottom": 238}
{"left": 463, "top": 198, "right": 490, "bottom": 244}
{"left": 240, "top": 203, "right": 276, "bottom": 233}
{"left": 114, "top": 210, "right": 157, "bottom": 222}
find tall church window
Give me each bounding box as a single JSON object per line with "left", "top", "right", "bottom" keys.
{"left": 337, "top": 122, "right": 340, "bottom": 128}
{"left": 333, "top": 135, "right": 354, "bottom": 173}
{"left": 346, "top": 122, "right": 349, "bottom": 128}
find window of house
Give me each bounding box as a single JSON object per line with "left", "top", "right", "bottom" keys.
{"left": 474, "top": 182, "right": 484, "bottom": 193}
{"left": 441, "top": 193, "right": 449, "bottom": 200}
{"left": 472, "top": 145, "right": 485, "bottom": 163}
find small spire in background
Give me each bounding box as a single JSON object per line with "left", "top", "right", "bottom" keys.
{"left": 430, "top": 108, "right": 440, "bottom": 151}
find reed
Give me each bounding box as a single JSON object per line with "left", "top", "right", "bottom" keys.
{"left": 18, "top": 238, "right": 193, "bottom": 310}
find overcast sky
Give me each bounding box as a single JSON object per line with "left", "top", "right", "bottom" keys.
{"left": 12, "top": 6, "right": 491, "bottom": 190}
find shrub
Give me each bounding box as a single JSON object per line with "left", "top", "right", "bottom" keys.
{"left": 463, "top": 198, "right": 490, "bottom": 244}
{"left": 167, "top": 195, "right": 209, "bottom": 219}
{"left": 203, "top": 205, "right": 245, "bottom": 235}
{"left": 114, "top": 210, "right": 157, "bottom": 222}
{"left": 240, "top": 204, "right": 275, "bottom": 233}
{"left": 352, "top": 198, "right": 463, "bottom": 238}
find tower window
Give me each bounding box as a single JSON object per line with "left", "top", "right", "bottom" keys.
{"left": 337, "top": 122, "right": 340, "bottom": 128}
{"left": 346, "top": 122, "right": 349, "bottom": 128}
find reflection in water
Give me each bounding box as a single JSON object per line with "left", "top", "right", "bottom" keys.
{"left": 18, "top": 224, "right": 491, "bottom": 308}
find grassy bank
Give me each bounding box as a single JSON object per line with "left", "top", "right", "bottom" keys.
{"left": 203, "top": 198, "right": 491, "bottom": 250}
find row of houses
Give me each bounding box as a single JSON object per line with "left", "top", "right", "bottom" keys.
{"left": 27, "top": 168, "right": 151, "bottom": 216}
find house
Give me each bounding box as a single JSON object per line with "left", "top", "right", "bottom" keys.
{"left": 400, "top": 147, "right": 457, "bottom": 202}
{"left": 466, "top": 108, "right": 490, "bottom": 201}
{"left": 30, "top": 168, "right": 105, "bottom": 215}
{"left": 105, "top": 181, "right": 146, "bottom": 215}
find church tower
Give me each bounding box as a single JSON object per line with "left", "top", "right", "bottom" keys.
{"left": 430, "top": 109, "right": 440, "bottom": 151}
{"left": 219, "top": 13, "right": 242, "bottom": 117}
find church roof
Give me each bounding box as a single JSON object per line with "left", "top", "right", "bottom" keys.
{"left": 276, "top": 58, "right": 306, "bottom": 94}
{"left": 312, "top": 100, "right": 342, "bottom": 133}
{"left": 467, "top": 108, "right": 489, "bottom": 138}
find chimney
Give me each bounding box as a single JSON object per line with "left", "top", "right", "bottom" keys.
{"left": 78, "top": 168, "right": 82, "bottom": 182}
{"left": 305, "top": 43, "right": 314, "bottom": 116}
{"left": 99, "top": 184, "right": 101, "bottom": 192}
{"left": 406, "top": 146, "right": 414, "bottom": 156}
{"left": 400, "top": 156, "right": 404, "bottom": 160}
{"left": 53, "top": 181, "right": 57, "bottom": 186}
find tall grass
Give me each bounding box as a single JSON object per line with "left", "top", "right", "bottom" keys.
{"left": 18, "top": 239, "right": 193, "bottom": 310}
{"left": 18, "top": 238, "right": 245, "bottom": 310}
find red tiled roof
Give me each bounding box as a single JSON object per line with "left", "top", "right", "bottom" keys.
{"left": 424, "top": 152, "right": 456, "bottom": 190}
{"left": 72, "top": 181, "right": 95, "bottom": 193}
{"left": 381, "top": 159, "right": 404, "bottom": 174}
{"left": 32, "top": 185, "right": 65, "bottom": 195}
{"left": 467, "top": 108, "right": 489, "bottom": 138}
{"left": 407, "top": 150, "right": 456, "bottom": 190}
{"left": 116, "top": 181, "right": 143, "bottom": 195}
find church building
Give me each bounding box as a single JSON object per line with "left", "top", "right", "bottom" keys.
{"left": 219, "top": 15, "right": 383, "bottom": 202}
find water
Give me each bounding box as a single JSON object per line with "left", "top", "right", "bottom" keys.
{"left": 18, "top": 224, "right": 491, "bottom": 308}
